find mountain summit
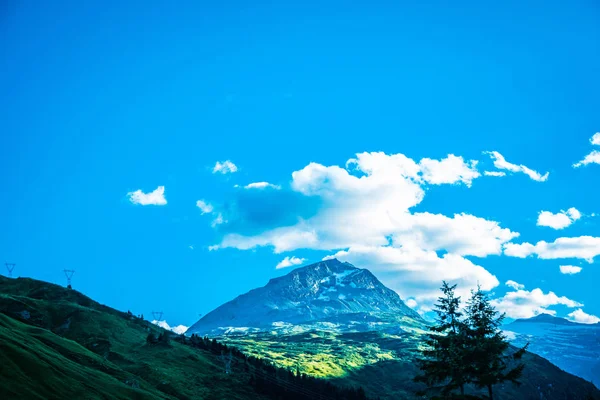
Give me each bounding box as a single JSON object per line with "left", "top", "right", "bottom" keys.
{"left": 188, "top": 259, "right": 424, "bottom": 336}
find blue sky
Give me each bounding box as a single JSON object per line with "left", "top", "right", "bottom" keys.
{"left": 1, "top": 1, "right": 599, "bottom": 327}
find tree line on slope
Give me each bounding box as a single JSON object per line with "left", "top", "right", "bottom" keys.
{"left": 147, "top": 330, "right": 370, "bottom": 400}
{"left": 415, "top": 282, "right": 527, "bottom": 400}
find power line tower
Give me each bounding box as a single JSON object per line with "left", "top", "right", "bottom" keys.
{"left": 63, "top": 269, "right": 75, "bottom": 289}
{"left": 5, "top": 263, "right": 16, "bottom": 278}
{"left": 152, "top": 311, "right": 163, "bottom": 321}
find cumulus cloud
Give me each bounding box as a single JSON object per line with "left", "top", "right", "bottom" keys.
{"left": 567, "top": 309, "right": 600, "bottom": 324}
{"left": 492, "top": 288, "right": 582, "bottom": 319}
{"left": 213, "top": 160, "right": 238, "bottom": 174}
{"left": 210, "top": 151, "right": 520, "bottom": 308}
{"left": 127, "top": 186, "right": 167, "bottom": 206}
{"left": 573, "top": 151, "right": 600, "bottom": 168}
{"left": 504, "top": 236, "right": 600, "bottom": 262}
{"left": 573, "top": 133, "right": 600, "bottom": 168}
{"left": 275, "top": 256, "right": 306, "bottom": 269}
{"left": 196, "top": 200, "right": 214, "bottom": 214}
{"left": 151, "top": 320, "right": 188, "bottom": 334}
{"left": 536, "top": 207, "right": 581, "bottom": 229}
{"left": 505, "top": 280, "right": 524, "bottom": 290}
{"left": 559, "top": 265, "right": 582, "bottom": 275}
{"left": 484, "top": 151, "right": 549, "bottom": 182}
{"left": 244, "top": 182, "right": 281, "bottom": 190}
{"left": 417, "top": 155, "right": 480, "bottom": 187}
{"left": 322, "top": 245, "right": 499, "bottom": 306}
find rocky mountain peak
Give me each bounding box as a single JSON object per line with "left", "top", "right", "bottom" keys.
{"left": 187, "top": 259, "right": 424, "bottom": 336}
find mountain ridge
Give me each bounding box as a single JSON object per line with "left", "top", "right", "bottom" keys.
{"left": 187, "top": 258, "right": 424, "bottom": 336}
{"left": 505, "top": 312, "right": 600, "bottom": 386}
{"left": 510, "top": 313, "right": 600, "bottom": 326}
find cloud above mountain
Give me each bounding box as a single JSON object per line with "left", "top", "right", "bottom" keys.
{"left": 492, "top": 287, "right": 582, "bottom": 319}
{"left": 151, "top": 320, "right": 188, "bottom": 334}
{"left": 208, "top": 151, "right": 524, "bottom": 306}
{"left": 276, "top": 256, "right": 305, "bottom": 269}
{"left": 567, "top": 309, "right": 600, "bottom": 324}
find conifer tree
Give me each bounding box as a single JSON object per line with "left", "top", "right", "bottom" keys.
{"left": 465, "top": 286, "right": 527, "bottom": 400}
{"left": 415, "top": 281, "right": 470, "bottom": 397}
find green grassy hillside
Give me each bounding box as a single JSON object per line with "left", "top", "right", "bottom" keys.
{"left": 0, "top": 276, "right": 367, "bottom": 400}
{"left": 221, "top": 330, "right": 600, "bottom": 400}
{"left": 3, "top": 275, "right": 599, "bottom": 400}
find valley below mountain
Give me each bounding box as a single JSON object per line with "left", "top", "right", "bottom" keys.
{"left": 505, "top": 313, "right": 600, "bottom": 388}
{"left": 1, "top": 259, "right": 598, "bottom": 399}
{"left": 188, "top": 259, "right": 600, "bottom": 400}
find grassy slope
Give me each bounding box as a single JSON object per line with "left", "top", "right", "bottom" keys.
{"left": 3, "top": 275, "right": 599, "bottom": 400}
{"left": 222, "top": 330, "right": 600, "bottom": 400}
{"left": 0, "top": 276, "right": 268, "bottom": 400}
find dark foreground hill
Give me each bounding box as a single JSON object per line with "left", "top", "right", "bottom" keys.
{"left": 0, "top": 275, "right": 369, "bottom": 400}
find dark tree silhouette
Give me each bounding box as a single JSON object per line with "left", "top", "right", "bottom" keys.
{"left": 415, "top": 281, "right": 470, "bottom": 397}
{"left": 465, "top": 286, "right": 527, "bottom": 400}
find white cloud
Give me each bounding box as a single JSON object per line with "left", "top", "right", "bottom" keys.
{"left": 189, "top": 245, "right": 194, "bottom": 250}
{"left": 323, "top": 244, "right": 499, "bottom": 306}
{"left": 127, "top": 186, "right": 167, "bottom": 206}
{"left": 275, "top": 256, "right": 306, "bottom": 269}
{"left": 171, "top": 325, "right": 189, "bottom": 334}
{"left": 195, "top": 199, "right": 224, "bottom": 227}
{"left": 196, "top": 200, "right": 214, "bottom": 214}
{"left": 151, "top": 320, "right": 189, "bottom": 334}
{"left": 211, "top": 213, "right": 225, "bottom": 227}
{"left": 536, "top": 207, "right": 581, "bottom": 230}
{"left": 213, "top": 160, "right": 238, "bottom": 174}
{"left": 567, "top": 309, "right": 600, "bottom": 324}
{"left": 559, "top": 265, "right": 582, "bottom": 275}
{"left": 573, "top": 133, "right": 600, "bottom": 168}
{"left": 492, "top": 288, "right": 582, "bottom": 319}
{"left": 391, "top": 212, "right": 519, "bottom": 257}
{"left": 405, "top": 298, "right": 418, "bottom": 309}
{"left": 484, "top": 171, "right": 506, "bottom": 177}
{"left": 504, "top": 236, "right": 600, "bottom": 262}
{"left": 212, "top": 151, "right": 520, "bottom": 308}
{"left": 484, "top": 151, "right": 549, "bottom": 182}
{"left": 418, "top": 154, "right": 480, "bottom": 187}
{"left": 505, "top": 280, "right": 524, "bottom": 290}
{"left": 244, "top": 182, "right": 281, "bottom": 190}
{"left": 573, "top": 150, "right": 600, "bottom": 168}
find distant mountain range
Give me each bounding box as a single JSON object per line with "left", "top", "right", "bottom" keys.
{"left": 188, "top": 259, "right": 600, "bottom": 399}
{"left": 505, "top": 313, "right": 600, "bottom": 387}
{"left": 188, "top": 258, "right": 425, "bottom": 336}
